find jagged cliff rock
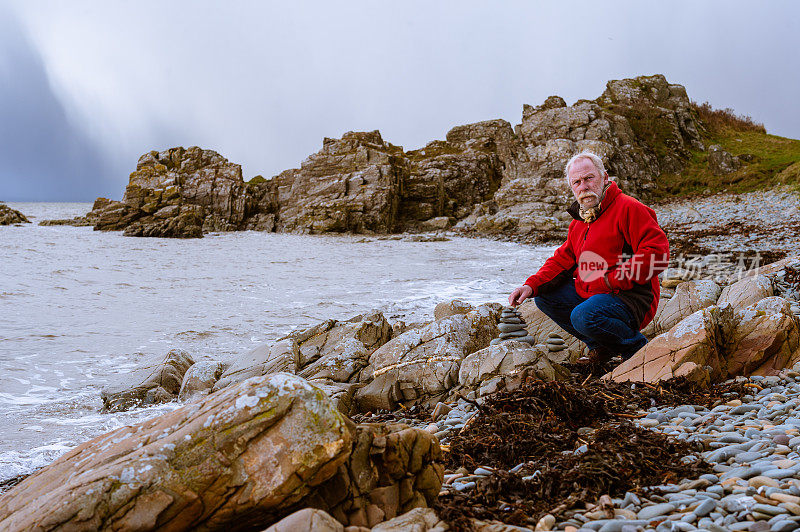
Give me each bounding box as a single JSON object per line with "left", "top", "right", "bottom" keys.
{"left": 463, "top": 75, "right": 705, "bottom": 236}
{"left": 89, "top": 74, "right": 708, "bottom": 238}
{"left": 90, "top": 147, "right": 275, "bottom": 238}
{"left": 274, "top": 131, "right": 406, "bottom": 233}
{"left": 0, "top": 204, "right": 30, "bottom": 225}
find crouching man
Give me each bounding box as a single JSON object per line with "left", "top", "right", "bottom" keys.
{"left": 508, "top": 151, "right": 670, "bottom": 365}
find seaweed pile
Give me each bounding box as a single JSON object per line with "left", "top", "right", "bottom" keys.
{"left": 436, "top": 376, "right": 748, "bottom": 530}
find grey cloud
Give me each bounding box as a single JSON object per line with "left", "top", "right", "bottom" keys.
{"left": 0, "top": 9, "right": 109, "bottom": 201}
{"left": 2, "top": 1, "right": 799, "bottom": 201}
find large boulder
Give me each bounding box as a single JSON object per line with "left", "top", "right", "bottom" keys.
{"left": 707, "top": 144, "right": 741, "bottom": 175}
{"left": 643, "top": 279, "right": 722, "bottom": 337}
{"left": 0, "top": 204, "right": 30, "bottom": 225}
{"left": 295, "top": 310, "right": 392, "bottom": 382}
{"left": 214, "top": 338, "right": 298, "bottom": 391}
{"left": 355, "top": 304, "right": 501, "bottom": 411}
{"left": 0, "top": 373, "right": 352, "bottom": 531}
{"left": 101, "top": 349, "right": 194, "bottom": 412}
{"left": 609, "top": 306, "right": 728, "bottom": 385}
{"left": 609, "top": 298, "right": 800, "bottom": 385}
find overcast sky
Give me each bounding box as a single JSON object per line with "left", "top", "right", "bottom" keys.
{"left": 1, "top": 1, "right": 798, "bottom": 201}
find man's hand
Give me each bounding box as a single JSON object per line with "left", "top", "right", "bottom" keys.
{"left": 508, "top": 285, "right": 533, "bottom": 307}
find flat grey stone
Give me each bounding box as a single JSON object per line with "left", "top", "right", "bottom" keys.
{"left": 695, "top": 497, "right": 717, "bottom": 517}
{"left": 638, "top": 502, "right": 676, "bottom": 520}
{"left": 771, "top": 520, "right": 798, "bottom": 532}
{"left": 498, "top": 323, "right": 526, "bottom": 332}
{"left": 499, "top": 330, "right": 527, "bottom": 338}
{"left": 598, "top": 520, "right": 648, "bottom": 532}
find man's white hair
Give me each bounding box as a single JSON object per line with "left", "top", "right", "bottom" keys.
{"left": 564, "top": 151, "right": 607, "bottom": 182}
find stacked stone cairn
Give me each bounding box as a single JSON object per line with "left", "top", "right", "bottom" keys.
{"left": 491, "top": 306, "right": 536, "bottom": 345}
{"left": 546, "top": 332, "right": 568, "bottom": 354}
{"left": 490, "top": 307, "right": 569, "bottom": 358}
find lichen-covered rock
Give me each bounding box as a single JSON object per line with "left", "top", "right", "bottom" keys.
{"left": 101, "top": 349, "right": 194, "bottom": 412}
{"left": 0, "top": 204, "right": 30, "bottom": 225}
{"left": 643, "top": 279, "right": 722, "bottom": 338}
{"left": 354, "top": 304, "right": 501, "bottom": 411}
{"left": 708, "top": 144, "right": 741, "bottom": 175}
{"left": 718, "top": 274, "right": 773, "bottom": 309}
{"left": 458, "top": 341, "right": 569, "bottom": 390}
{"left": 262, "top": 508, "right": 344, "bottom": 532}
{"left": 301, "top": 423, "right": 444, "bottom": 527}
{"left": 178, "top": 360, "right": 229, "bottom": 401}
{"left": 0, "top": 373, "right": 353, "bottom": 532}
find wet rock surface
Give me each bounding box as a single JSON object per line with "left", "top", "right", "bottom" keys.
{"left": 101, "top": 348, "right": 195, "bottom": 412}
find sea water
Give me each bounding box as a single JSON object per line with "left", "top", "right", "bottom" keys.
{"left": 0, "top": 202, "right": 555, "bottom": 483}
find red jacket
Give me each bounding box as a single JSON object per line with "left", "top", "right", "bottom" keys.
{"left": 524, "top": 181, "right": 669, "bottom": 329}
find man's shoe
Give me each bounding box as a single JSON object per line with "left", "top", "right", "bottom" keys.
{"left": 576, "top": 348, "right": 614, "bottom": 366}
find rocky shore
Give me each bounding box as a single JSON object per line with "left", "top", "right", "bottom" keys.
{"left": 2, "top": 252, "right": 799, "bottom": 531}
{"left": 33, "top": 73, "right": 795, "bottom": 242}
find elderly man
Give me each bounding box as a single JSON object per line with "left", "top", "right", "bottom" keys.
{"left": 508, "top": 151, "right": 670, "bottom": 365}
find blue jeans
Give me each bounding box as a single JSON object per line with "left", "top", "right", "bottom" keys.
{"left": 534, "top": 281, "right": 648, "bottom": 359}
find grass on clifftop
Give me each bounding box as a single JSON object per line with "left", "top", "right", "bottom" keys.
{"left": 653, "top": 102, "right": 800, "bottom": 199}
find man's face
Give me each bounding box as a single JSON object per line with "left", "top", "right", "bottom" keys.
{"left": 568, "top": 158, "right": 609, "bottom": 209}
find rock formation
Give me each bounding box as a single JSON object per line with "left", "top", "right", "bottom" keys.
{"left": 0, "top": 204, "right": 29, "bottom": 225}
{"left": 83, "top": 74, "right": 713, "bottom": 239}
{"left": 0, "top": 373, "right": 354, "bottom": 531}
{"left": 609, "top": 263, "right": 800, "bottom": 385}
{"left": 101, "top": 349, "right": 194, "bottom": 412}
{"left": 88, "top": 147, "right": 273, "bottom": 238}
{"left": 0, "top": 373, "right": 443, "bottom": 531}
{"left": 354, "top": 304, "right": 500, "bottom": 411}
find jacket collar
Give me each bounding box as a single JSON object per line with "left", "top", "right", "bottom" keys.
{"left": 567, "top": 180, "right": 621, "bottom": 222}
